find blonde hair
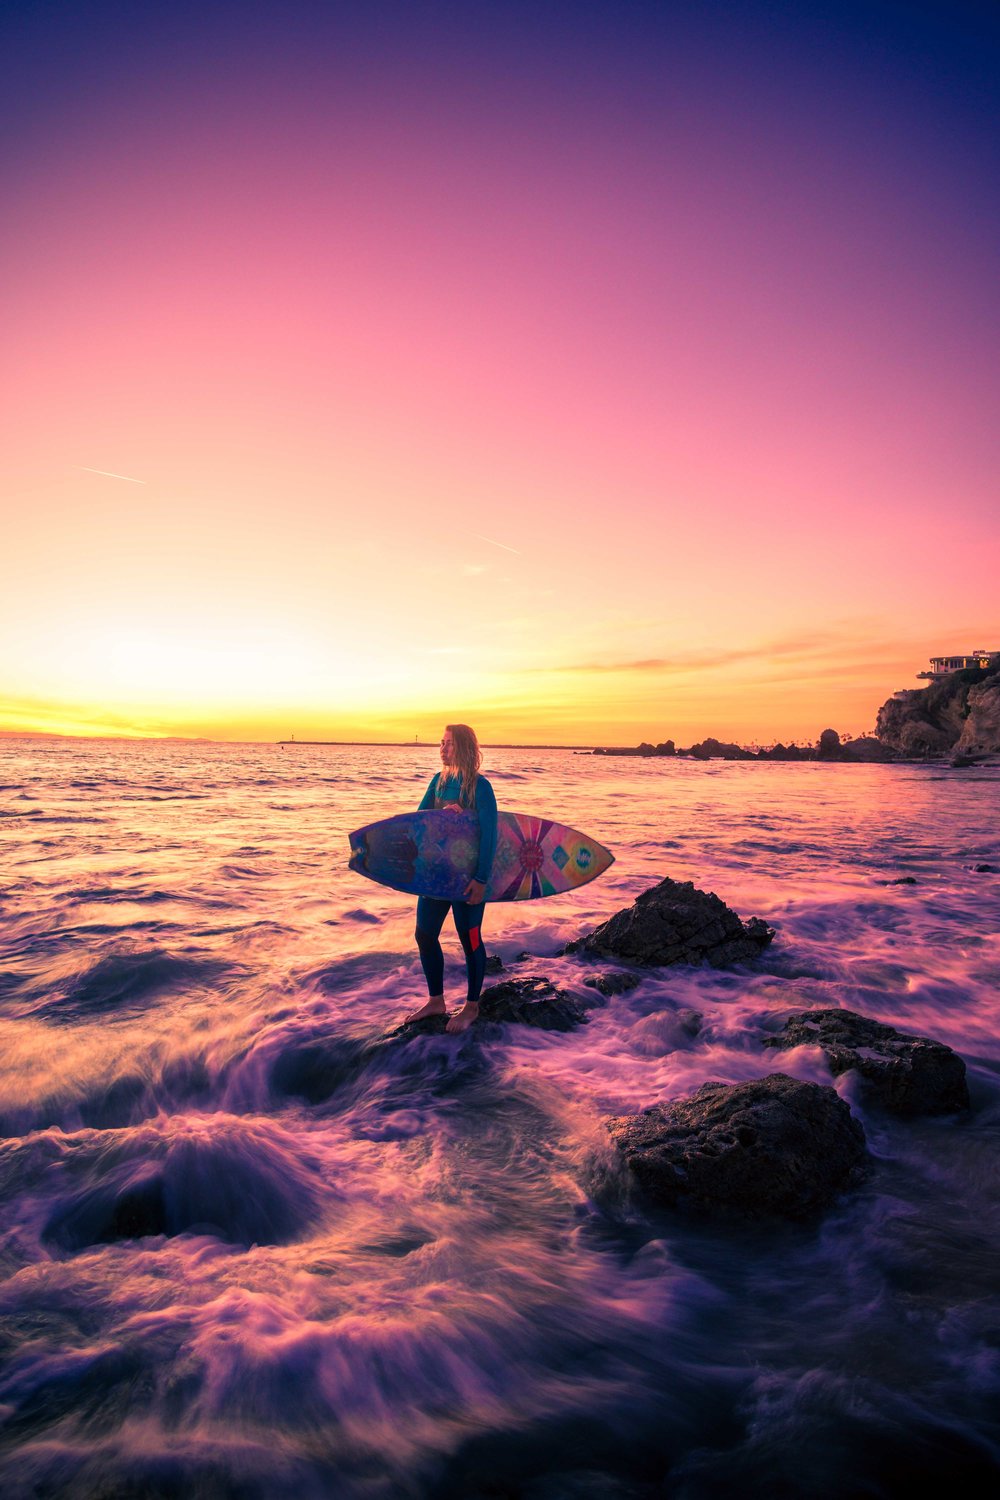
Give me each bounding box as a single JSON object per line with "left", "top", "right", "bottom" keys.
{"left": 441, "top": 723, "right": 482, "bottom": 808}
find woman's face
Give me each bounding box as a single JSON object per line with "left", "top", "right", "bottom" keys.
{"left": 439, "top": 730, "right": 456, "bottom": 766}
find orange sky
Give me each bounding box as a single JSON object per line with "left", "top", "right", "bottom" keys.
{"left": 2, "top": 3, "right": 997, "bottom": 746}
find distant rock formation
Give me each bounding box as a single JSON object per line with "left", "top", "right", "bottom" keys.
{"left": 565, "top": 876, "right": 775, "bottom": 968}
{"left": 876, "top": 665, "right": 1000, "bottom": 757}
{"left": 838, "top": 735, "right": 895, "bottom": 762}
{"left": 593, "top": 740, "right": 674, "bottom": 757}
{"left": 763, "top": 1008, "right": 969, "bottom": 1115}
{"left": 686, "top": 737, "right": 753, "bottom": 760}
{"left": 606, "top": 1073, "right": 868, "bottom": 1219}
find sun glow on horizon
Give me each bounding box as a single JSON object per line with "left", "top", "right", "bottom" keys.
{"left": 2, "top": 3, "right": 997, "bottom": 747}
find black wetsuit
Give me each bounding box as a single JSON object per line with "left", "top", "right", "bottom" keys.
{"left": 414, "top": 772, "right": 497, "bottom": 1004}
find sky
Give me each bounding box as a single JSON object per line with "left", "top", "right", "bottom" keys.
{"left": 2, "top": 0, "right": 998, "bottom": 745}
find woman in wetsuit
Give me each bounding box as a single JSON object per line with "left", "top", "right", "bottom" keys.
{"left": 409, "top": 723, "right": 497, "bottom": 1033}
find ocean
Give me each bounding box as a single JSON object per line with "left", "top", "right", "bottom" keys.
{"left": 1, "top": 738, "right": 998, "bottom": 1497}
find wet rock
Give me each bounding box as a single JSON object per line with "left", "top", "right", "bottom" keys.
{"left": 566, "top": 877, "right": 775, "bottom": 968}
{"left": 877, "top": 876, "right": 918, "bottom": 885}
{"left": 763, "top": 1008, "right": 970, "bottom": 1115}
{"left": 480, "top": 978, "right": 589, "bottom": 1030}
{"left": 583, "top": 970, "right": 642, "bottom": 997}
{"left": 629, "top": 1008, "right": 703, "bottom": 1056}
{"left": 387, "top": 978, "right": 591, "bottom": 1036}
{"left": 484, "top": 954, "right": 505, "bottom": 974}
{"left": 969, "top": 862, "right": 998, "bottom": 874}
{"left": 607, "top": 1073, "right": 867, "bottom": 1219}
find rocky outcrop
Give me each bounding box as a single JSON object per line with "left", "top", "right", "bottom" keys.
{"left": 583, "top": 970, "right": 642, "bottom": 996}
{"left": 876, "top": 666, "right": 1000, "bottom": 757}
{"left": 607, "top": 1073, "right": 867, "bottom": 1219}
{"left": 479, "top": 978, "right": 590, "bottom": 1030}
{"left": 565, "top": 877, "right": 775, "bottom": 968}
{"left": 593, "top": 740, "right": 674, "bottom": 757}
{"left": 953, "top": 676, "right": 1000, "bottom": 756}
{"left": 763, "top": 1008, "right": 969, "bottom": 1115}
{"left": 685, "top": 737, "right": 754, "bottom": 760}
{"left": 756, "top": 742, "right": 813, "bottom": 760}
{"left": 839, "top": 735, "right": 895, "bottom": 762}
{"left": 388, "top": 978, "right": 590, "bottom": 1037}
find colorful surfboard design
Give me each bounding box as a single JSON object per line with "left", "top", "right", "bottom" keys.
{"left": 348, "top": 809, "right": 614, "bottom": 903}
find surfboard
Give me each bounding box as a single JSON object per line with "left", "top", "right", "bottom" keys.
{"left": 348, "top": 809, "right": 614, "bottom": 902}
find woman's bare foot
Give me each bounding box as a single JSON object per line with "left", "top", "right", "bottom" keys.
{"left": 407, "top": 996, "right": 446, "bottom": 1023}
{"left": 445, "top": 1001, "right": 479, "bottom": 1033}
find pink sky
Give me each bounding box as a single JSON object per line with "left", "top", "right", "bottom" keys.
{"left": 2, "top": 1, "right": 997, "bottom": 742}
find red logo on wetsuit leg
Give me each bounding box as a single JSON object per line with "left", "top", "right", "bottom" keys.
{"left": 469, "top": 926, "right": 481, "bottom": 950}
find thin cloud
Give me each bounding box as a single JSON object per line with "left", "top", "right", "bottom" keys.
{"left": 78, "top": 466, "right": 147, "bottom": 485}
{"left": 531, "top": 628, "right": 906, "bottom": 676}
{"left": 475, "top": 533, "right": 521, "bottom": 555}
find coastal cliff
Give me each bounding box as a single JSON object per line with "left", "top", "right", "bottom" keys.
{"left": 876, "top": 665, "right": 1000, "bottom": 757}
{"left": 593, "top": 664, "right": 1000, "bottom": 762}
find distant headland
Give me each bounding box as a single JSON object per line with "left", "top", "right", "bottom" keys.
{"left": 594, "top": 653, "right": 1000, "bottom": 766}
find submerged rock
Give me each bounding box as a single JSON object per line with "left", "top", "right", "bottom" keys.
{"left": 607, "top": 1073, "right": 867, "bottom": 1219}
{"left": 763, "top": 1008, "right": 969, "bottom": 1115}
{"left": 566, "top": 876, "right": 775, "bottom": 968}
{"left": 583, "top": 970, "right": 642, "bottom": 997}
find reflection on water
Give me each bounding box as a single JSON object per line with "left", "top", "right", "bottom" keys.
{"left": 1, "top": 739, "right": 999, "bottom": 1497}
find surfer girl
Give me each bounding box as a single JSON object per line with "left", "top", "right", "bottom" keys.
{"left": 409, "top": 724, "right": 497, "bottom": 1033}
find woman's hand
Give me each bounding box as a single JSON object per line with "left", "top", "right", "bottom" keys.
{"left": 463, "top": 878, "right": 486, "bottom": 904}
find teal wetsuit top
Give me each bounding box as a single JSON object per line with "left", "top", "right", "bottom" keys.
{"left": 418, "top": 773, "right": 498, "bottom": 885}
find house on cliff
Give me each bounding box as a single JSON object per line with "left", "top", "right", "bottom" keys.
{"left": 917, "top": 649, "right": 999, "bottom": 679}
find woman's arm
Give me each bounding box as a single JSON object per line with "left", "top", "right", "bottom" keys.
{"left": 418, "top": 774, "right": 438, "bottom": 811}
{"left": 473, "top": 776, "right": 498, "bottom": 884}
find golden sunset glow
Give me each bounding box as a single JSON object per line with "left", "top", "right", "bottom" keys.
{"left": 2, "top": 2, "right": 996, "bottom": 746}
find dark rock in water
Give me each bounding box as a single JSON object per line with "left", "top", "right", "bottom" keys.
{"left": 877, "top": 876, "right": 918, "bottom": 885}
{"left": 757, "top": 741, "right": 814, "bottom": 761}
{"left": 566, "top": 877, "right": 775, "bottom": 968}
{"left": 817, "top": 728, "right": 841, "bottom": 759}
{"left": 839, "top": 735, "right": 895, "bottom": 763}
{"left": 969, "top": 862, "right": 998, "bottom": 874}
{"left": 607, "top": 1073, "right": 867, "bottom": 1219}
{"left": 386, "top": 978, "right": 590, "bottom": 1037}
{"left": 685, "top": 737, "right": 754, "bottom": 761}
{"left": 484, "top": 954, "right": 505, "bottom": 974}
{"left": 480, "top": 978, "right": 589, "bottom": 1031}
{"left": 583, "top": 970, "right": 642, "bottom": 997}
{"left": 763, "top": 1008, "right": 970, "bottom": 1115}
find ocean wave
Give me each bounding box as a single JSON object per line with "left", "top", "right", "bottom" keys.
{"left": 39, "top": 1114, "right": 328, "bottom": 1252}
{"left": 29, "top": 946, "right": 231, "bottom": 1023}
